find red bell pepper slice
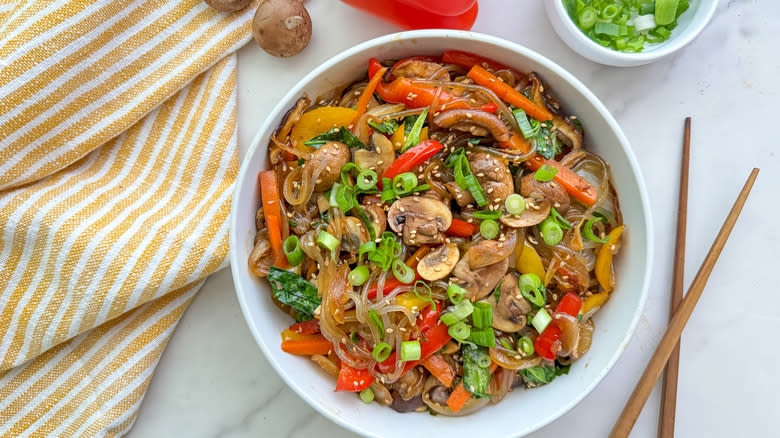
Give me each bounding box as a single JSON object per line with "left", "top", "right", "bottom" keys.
{"left": 335, "top": 363, "right": 374, "bottom": 392}
{"left": 555, "top": 293, "right": 583, "bottom": 318}
{"left": 442, "top": 50, "right": 515, "bottom": 73}
{"left": 288, "top": 320, "right": 320, "bottom": 335}
{"left": 376, "top": 303, "right": 451, "bottom": 375}
{"left": 366, "top": 275, "right": 422, "bottom": 300}
{"left": 381, "top": 139, "right": 443, "bottom": 184}
{"left": 445, "top": 218, "right": 475, "bottom": 237}
{"left": 534, "top": 325, "right": 561, "bottom": 361}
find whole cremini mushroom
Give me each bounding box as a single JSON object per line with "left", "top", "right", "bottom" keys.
{"left": 252, "top": 0, "right": 312, "bottom": 57}
{"left": 205, "top": 0, "right": 251, "bottom": 12}
{"left": 416, "top": 243, "right": 459, "bottom": 281}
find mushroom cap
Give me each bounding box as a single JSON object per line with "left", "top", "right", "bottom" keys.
{"left": 205, "top": 0, "right": 251, "bottom": 12}
{"left": 252, "top": 0, "right": 312, "bottom": 58}
{"left": 417, "top": 242, "right": 459, "bottom": 281}
{"left": 392, "top": 59, "right": 450, "bottom": 81}
{"left": 310, "top": 141, "right": 349, "bottom": 191}
{"left": 386, "top": 197, "right": 452, "bottom": 246}
{"left": 451, "top": 252, "right": 509, "bottom": 301}
{"left": 520, "top": 173, "right": 571, "bottom": 213}
{"left": 432, "top": 109, "right": 510, "bottom": 142}
{"left": 488, "top": 274, "right": 531, "bottom": 333}
{"left": 500, "top": 193, "right": 551, "bottom": 228}
{"left": 468, "top": 152, "right": 514, "bottom": 207}
{"left": 467, "top": 229, "right": 517, "bottom": 269}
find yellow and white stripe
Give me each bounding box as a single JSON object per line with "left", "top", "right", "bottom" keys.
{"left": 0, "top": 0, "right": 257, "bottom": 434}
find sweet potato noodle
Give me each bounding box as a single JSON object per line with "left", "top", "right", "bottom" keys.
{"left": 249, "top": 51, "right": 625, "bottom": 415}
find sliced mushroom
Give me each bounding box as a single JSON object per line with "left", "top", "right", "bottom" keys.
{"left": 529, "top": 72, "right": 583, "bottom": 150}
{"left": 387, "top": 197, "right": 452, "bottom": 246}
{"left": 487, "top": 274, "right": 531, "bottom": 333}
{"left": 468, "top": 152, "right": 514, "bottom": 206}
{"left": 389, "top": 393, "right": 425, "bottom": 413}
{"left": 340, "top": 217, "right": 368, "bottom": 254}
{"left": 445, "top": 181, "right": 475, "bottom": 207}
{"left": 310, "top": 141, "right": 349, "bottom": 191}
{"left": 451, "top": 252, "right": 509, "bottom": 301}
{"left": 432, "top": 109, "right": 510, "bottom": 142}
{"left": 392, "top": 59, "right": 450, "bottom": 81}
{"left": 467, "top": 229, "right": 517, "bottom": 269}
{"left": 363, "top": 201, "right": 387, "bottom": 236}
{"left": 520, "top": 173, "right": 571, "bottom": 213}
{"left": 417, "top": 242, "right": 459, "bottom": 281}
{"left": 422, "top": 375, "right": 489, "bottom": 416}
{"left": 500, "top": 193, "right": 551, "bottom": 228}
{"left": 355, "top": 132, "right": 394, "bottom": 177}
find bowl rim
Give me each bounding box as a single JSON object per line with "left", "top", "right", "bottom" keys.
{"left": 548, "top": 0, "right": 719, "bottom": 62}
{"left": 230, "top": 29, "right": 654, "bottom": 437}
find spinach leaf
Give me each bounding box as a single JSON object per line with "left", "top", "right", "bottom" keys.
{"left": 519, "top": 364, "right": 571, "bottom": 386}
{"left": 462, "top": 343, "right": 492, "bottom": 399}
{"left": 534, "top": 120, "right": 561, "bottom": 159}
{"left": 267, "top": 267, "right": 321, "bottom": 322}
{"left": 401, "top": 108, "right": 428, "bottom": 152}
{"left": 304, "top": 126, "right": 366, "bottom": 149}
{"left": 367, "top": 119, "right": 399, "bottom": 135}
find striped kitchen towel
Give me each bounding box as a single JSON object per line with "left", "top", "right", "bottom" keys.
{"left": 0, "top": 0, "right": 257, "bottom": 436}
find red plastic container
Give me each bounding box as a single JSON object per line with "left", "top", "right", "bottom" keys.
{"left": 340, "top": 0, "right": 478, "bottom": 31}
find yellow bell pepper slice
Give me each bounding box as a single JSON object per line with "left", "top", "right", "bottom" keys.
{"left": 391, "top": 123, "right": 405, "bottom": 150}
{"left": 595, "top": 225, "right": 625, "bottom": 292}
{"left": 290, "top": 106, "right": 357, "bottom": 147}
{"left": 516, "top": 240, "right": 546, "bottom": 280}
{"left": 583, "top": 292, "right": 609, "bottom": 315}
{"left": 396, "top": 292, "right": 429, "bottom": 310}
{"left": 280, "top": 329, "right": 323, "bottom": 343}
{"left": 420, "top": 126, "right": 429, "bottom": 142}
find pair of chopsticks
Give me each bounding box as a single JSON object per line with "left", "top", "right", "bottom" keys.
{"left": 610, "top": 118, "right": 760, "bottom": 438}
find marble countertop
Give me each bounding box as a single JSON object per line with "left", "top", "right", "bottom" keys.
{"left": 127, "top": 1, "right": 779, "bottom": 437}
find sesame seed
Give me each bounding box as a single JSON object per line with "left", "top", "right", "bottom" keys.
{"left": 487, "top": 188, "right": 494, "bottom": 194}
{"left": 334, "top": 128, "right": 340, "bottom": 133}
{"left": 477, "top": 172, "right": 485, "bottom": 177}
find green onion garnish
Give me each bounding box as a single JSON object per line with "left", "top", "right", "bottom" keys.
{"left": 578, "top": 6, "right": 598, "bottom": 29}
{"left": 654, "top": 0, "right": 679, "bottom": 25}
{"left": 448, "top": 321, "right": 471, "bottom": 341}
{"left": 335, "top": 184, "right": 355, "bottom": 212}
{"left": 372, "top": 342, "right": 392, "bottom": 362}
{"left": 349, "top": 265, "right": 369, "bottom": 286}
{"left": 517, "top": 336, "right": 534, "bottom": 356}
{"left": 401, "top": 108, "right": 428, "bottom": 152}
{"left": 393, "top": 172, "right": 418, "bottom": 195}
{"left": 472, "top": 302, "right": 493, "bottom": 329}
{"left": 601, "top": 3, "right": 622, "bottom": 20}
{"left": 518, "top": 273, "right": 545, "bottom": 308}
{"left": 400, "top": 340, "right": 421, "bottom": 361}
{"left": 413, "top": 280, "right": 436, "bottom": 311}
{"left": 447, "top": 283, "right": 466, "bottom": 305}
{"left": 392, "top": 259, "right": 415, "bottom": 284}
{"left": 440, "top": 312, "right": 460, "bottom": 326}
{"left": 282, "top": 235, "right": 304, "bottom": 266}
{"left": 316, "top": 231, "right": 339, "bottom": 251}
{"left": 451, "top": 300, "right": 474, "bottom": 320}
{"left": 534, "top": 164, "right": 558, "bottom": 182}
{"left": 540, "top": 216, "right": 564, "bottom": 245}
{"left": 357, "top": 169, "right": 378, "bottom": 191}
{"left": 531, "top": 308, "right": 552, "bottom": 333}
{"left": 550, "top": 207, "right": 572, "bottom": 230}
{"left": 505, "top": 193, "right": 526, "bottom": 215}
{"left": 499, "top": 337, "right": 514, "bottom": 350}
{"left": 479, "top": 219, "right": 499, "bottom": 240}
{"left": 512, "top": 108, "right": 541, "bottom": 139}
{"left": 467, "top": 327, "right": 496, "bottom": 348}
{"left": 368, "top": 309, "right": 385, "bottom": 340}
{"left": 359, "top": 387, "right": 375, "bottom": 404}
{"left": 583, "top": 216, "right": 608, "bottom": 243}
{"left": 474, "top": 210, "right": 502, "bottom": 220}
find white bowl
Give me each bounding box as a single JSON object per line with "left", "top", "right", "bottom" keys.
{"left": 545, "top": 0, "right": 718, "bottom": 67}
{"left": 230, "top": 30, "right": 653, "bottom": 438}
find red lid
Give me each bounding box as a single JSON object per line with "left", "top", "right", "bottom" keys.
{"left": 341, "top": 0, "right": 478, "bottom": 31}
{"left": 394, "top": 0, "right": 476, "bottom": 16}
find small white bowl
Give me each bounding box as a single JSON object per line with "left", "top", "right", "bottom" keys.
{"left": 545, "top": 0, "right": 718, "bottom": 67}
{"left": 231, "top": 30, "right": 653, "bottom": 438}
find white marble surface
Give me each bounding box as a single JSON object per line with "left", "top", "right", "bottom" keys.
{"left": 127, "top": 1, "right": 779, "bottom": 437}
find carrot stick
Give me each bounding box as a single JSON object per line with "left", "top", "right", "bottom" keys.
{"left": 447, "top": 362, "right": 499, "bottom": 413}
{"left": 353, "top": 65, "right": 387, "bottom": 126}
{"left": 281, "top": 336, "right": 333, "bottom": 356}
{"left": 421, "top": 354, "right": 455, "bottom": 388}
{"left": 467, "top": 65, "right": 553, "bottom": 122}
{"left": 259, "top": 170, "right": 283, "bottom": 256}
{"left": 405, "top": 245, "right": 430, "bottom": 270}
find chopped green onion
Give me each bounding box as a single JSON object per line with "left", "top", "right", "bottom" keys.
{"left": 358, "top": 241, "right": 376, "bottom": 263}
{"left": 479, "top": 219, "right": 499, "bottom": 240}
{"left": 401, "top": 108, "right": 428, "bottom": 152}
{"left": 540, "top": 216, "right": 564, "bottom": 246}
{"left": 359, "top": 387, "right": 375, "bottom": 403}
{"left": 349, "top": 265, "right": 370, "bottom": 286}
{"left": 512, "top": 108, "right": 541, "bottom": 139}
{"left": 392, "top": 259, "right": 415, "bottom": 284}
{"left": 400, "top": 340, "right": 421, "bottom": 361}
{"left": 380, "top": 177, "right": 397, "bottom": 203}
{"left": 534, "top": 164, "right": 558, "bottom": 182}
{"left": 316, "top": 231, "right": 339, "bottom": 251}
{"left": 328, "top": 182, "right": 342, "bottom": 207}
{"left": 550, "top": 207, "right": 572, "bottom": 230}
{"left": 653, "top": 25, "right": 671, "bottom": 39}
{"left": 531, "top": 308, "right": 552, "bottom": 333}
{"left": 451, "top": 299, "right": 474, "bottom": 320}
{"left": 335, "top": 184, "right": 355, "bottom": 212}
{"left": 578, "top": 6, "right": 598, "bottom": 29}
{"left": 517, "top": 336, "right": 534, "bottom": 356}
{"left": 448, "top": 321, "right": 471, "bottom": 341}
{"left": 440, "top": 312, "right": 460, "bottom": 326}
{"left": 357, "top": 169, "right": 378, "bottom": 191}
{"left": 499, "top": 337, "right": 514, "bottom": 350}
{"left": 639, "top": 3, "right": 655, "bottom": 15}
{"left": 282, "top": 235, "right": 304, "bottom": 266}
{"left": 368, "top": 309, "right": 385, "bottom": 340}
{"left": 413, "top": 280, "right": 436, "bottom": 311}
{"left": 467, "top": 327, "right": 496, "bottom": 348}
{"left": 474, "top": 210, "right": 502, "bottom": 220}
{"left": 601, "top": 3, "right": 621, "bottom": 20}
{"left": 583, "top": 216, "right": 608, "bottom": 243}
{"left": 476, "top": 353, "right": 492, "bottom": 368}
{"left": 447, "top": 283, "right": 466, "bottom": 305}
{"left": 595, "top": 22, "right": 621, "bottom": 36}
{"left": 448, "top": 149, "right": 488, "bottom": 207}
{"left": 472, "top": 302, "right": 493, "bottom": 329}
{"left": 505, "top": 194, "right": 526, "bottom": 215}
{"left": 393, "top": 172, "right": 418, "bottom": 195}
{"left": 655, "top": 0, "right": 680, "bottom": 25}
{"left": 518, "top": 273, "right": 545, "bottom": 308}
{"left": 372, "top": 342, "right": 392, "bottom": 362}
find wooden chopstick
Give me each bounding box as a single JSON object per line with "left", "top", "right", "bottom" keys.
{"left": 658, "top": 117, "right": 691, "bottom": 438}
{"left": 609, "top": 167, "right": 760, "bottom": 438}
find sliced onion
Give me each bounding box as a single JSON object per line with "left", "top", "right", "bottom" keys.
{"left": 554, "top": 313, "right": 580, "bottom": 357}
